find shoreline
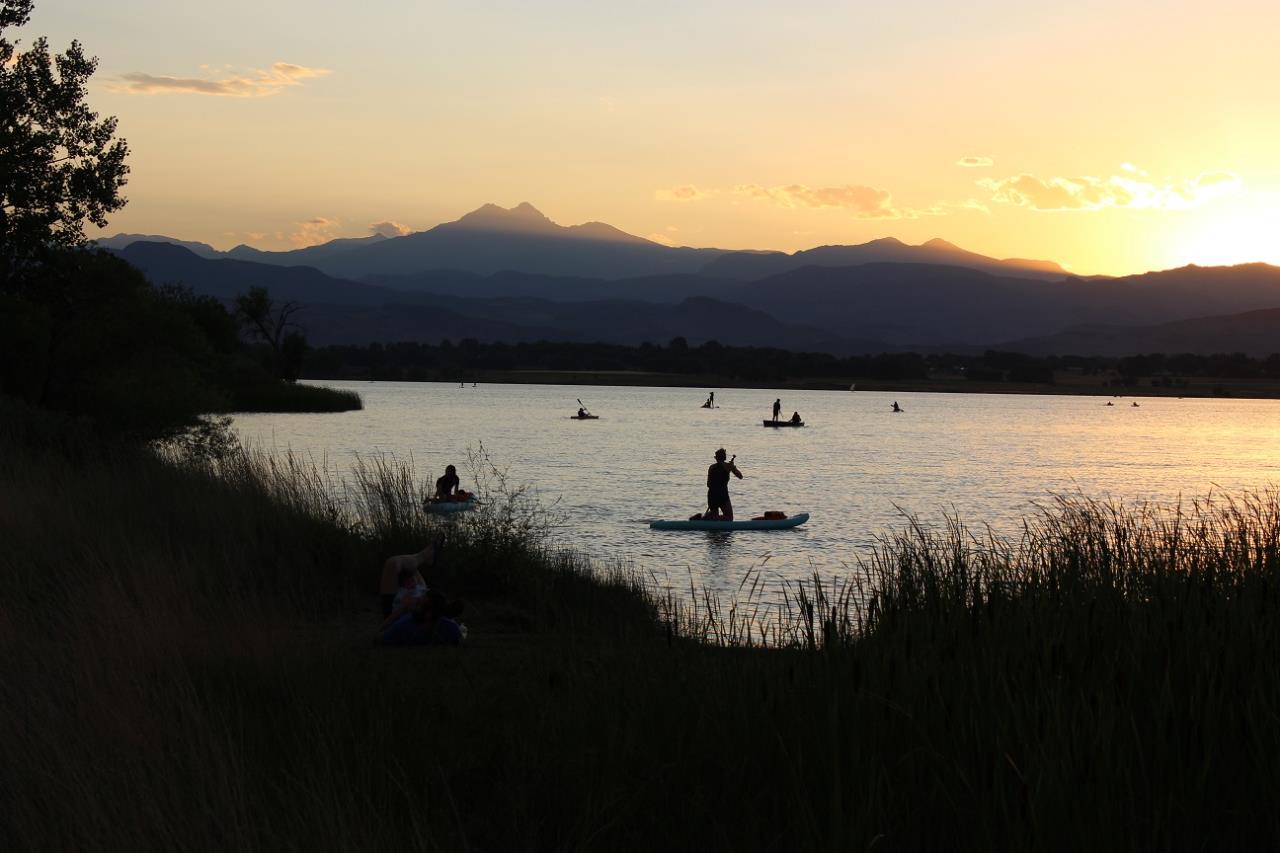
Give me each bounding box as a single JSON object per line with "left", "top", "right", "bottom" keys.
{"left": 308, "top": 368, "right": 1280, "bottom": 400}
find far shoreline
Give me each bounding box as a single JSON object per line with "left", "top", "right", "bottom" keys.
{"left": 304, "top": 369, "right": 1280, "bottom": 400}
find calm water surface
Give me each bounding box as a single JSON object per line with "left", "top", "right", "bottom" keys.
{"left": 233, "top": 382, "right": 1280, "bottom": 595}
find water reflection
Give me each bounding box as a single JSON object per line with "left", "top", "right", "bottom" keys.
{"left": 234, "top": 382, "right": 1280, "bottom": 592}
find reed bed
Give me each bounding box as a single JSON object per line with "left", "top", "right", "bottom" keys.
{"left": 4, "top": 397, "right": 1280, "bottom": 851}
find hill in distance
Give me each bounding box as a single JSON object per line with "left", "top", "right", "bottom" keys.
{"left": 113, "top": 240, "right": 1280, "bottom": 354}
{"left": 700, "top": 237, "right": 1071, "bottom": 281}
{"left": 1002, "top": 305, "right": 1280, "bottom": 358}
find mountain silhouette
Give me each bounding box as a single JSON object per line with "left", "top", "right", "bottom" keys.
{"left": 700, "top": 237, "right": 1070, "bottom": 281}
{"left": 114, "top": 241, "right": 1280, "bottom": 352}
{"left": 720, "top": 262, "right": 1280, "bottom": 346}
{"left": 109, "top": 242, "right": 880, "bottom": 351}
{"left": 227, "top": 234, "right": 388, "bottom": 265}
{"left": 94, "top": 233, "right": 223, "bottom": 259}
{"left": 98, "top": 204, "right": 1076, "bottom": 283}
{"left": 312, "top": 202, "right": 725, "bottom": 279}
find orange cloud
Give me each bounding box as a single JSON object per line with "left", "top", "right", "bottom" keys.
{"left": 114, "top": 62, "right": 330, "bottom": 97}
{"left": 645, "top": 232, "right": 678, "bottom": 246}
{"left": 290, "top": 217, "right": 338, "bottom": 247}
{"left": 979, "top": 169, "right": 1241, "bottom": 212}
{"left": 655, "top": 185, "right": 712, "bottom": 202}
{"left": 956, "top": 156, "right": 994, "bottom": 168}
{"left": 370, "top": 221, "right": 412, "bottom": 238}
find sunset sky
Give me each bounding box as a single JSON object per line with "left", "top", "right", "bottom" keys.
{"left": 28, "top": 0, "right": 1280, "bottom": 275}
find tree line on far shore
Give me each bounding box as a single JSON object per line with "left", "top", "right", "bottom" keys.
{"left": 302, "top": 337, "right": 1280, "bottom": 387}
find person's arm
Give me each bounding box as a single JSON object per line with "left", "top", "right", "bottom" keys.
{"left": 730, "top": 462, "right": 743, "bottom": 479}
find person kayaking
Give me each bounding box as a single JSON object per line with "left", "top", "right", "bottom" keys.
{"left": 704, "top": 448, "right": 743, "bottom": 521}
{"left": 789, "top": 411, "right": 801, "bottom": 424}
{"left": 434, "top": 464, "right": 462, "bottom": 500}
{"left": 891, "top": 401, "right": 902, "bottom": 413}
{"left": 772, "top": 398, "right": 781, "bottom": 422}
{"left": 577, "top": 407, "right": 588, "bottom": 418}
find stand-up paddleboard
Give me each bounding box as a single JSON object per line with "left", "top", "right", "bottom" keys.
{"left": 763, "top": 419, "right": 804, "bottom": 427}
{"left": 423, "top": 496, "right": 477, "bottom": 514}
{"left": 650, "top": 513, "right": 809, "bottom": 531}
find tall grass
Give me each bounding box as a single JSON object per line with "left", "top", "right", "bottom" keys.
{"left": 5, "top": 396, "right": 1280, "bottom": 850}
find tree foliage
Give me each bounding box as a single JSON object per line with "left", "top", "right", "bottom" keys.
{"left": 0, "top": 0, "right": 129, "bottom": 276}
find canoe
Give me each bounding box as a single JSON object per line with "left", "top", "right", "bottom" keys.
{"left": 763, "top": 419, "right": 804, "bottom": 427}
{"left": 423, "top": 497, "right": 477, "bottom": 514}
{"left": 571, "top": 414, "right": 599, "bottom": 420}
{"left": 650, "top": 512, "right": 809, "bottom": 531}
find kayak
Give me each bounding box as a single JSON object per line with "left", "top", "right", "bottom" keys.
{"left": 423, "top": 496, "right": 477, "bottom": 513}
{"left": 763, "top": 419, "right": 804, "bottom": 427}
{"left": 650, "top": 512, "right": 809, "bottom": 531}
{"left": 571, "top": 414, "right": 599, "bottom": 420}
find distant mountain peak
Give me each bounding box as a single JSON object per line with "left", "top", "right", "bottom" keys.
{"left": 923, "top": 238, "right": 959, "bottom": 250}
{"left": 454, "top": 201, "right": 555, "bottom": 232}
{"left": 865, "top": 236, "right": 906, "bottom": 247}
{"left": 510, "top": 201, "right": 546, "bottom": 218}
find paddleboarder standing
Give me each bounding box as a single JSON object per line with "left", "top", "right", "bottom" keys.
{"left": 705, "top": 448, "right": 743, "bottom": 521}
{"left": 772, "top": 398, "right": 781, "bottom": 422}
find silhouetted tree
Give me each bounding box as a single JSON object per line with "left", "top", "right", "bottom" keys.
{"left": 235, "top": 286, "right": 305, "bottom": 381}
{"left": 0, "top": 0, "right": 129, "bottom": 282}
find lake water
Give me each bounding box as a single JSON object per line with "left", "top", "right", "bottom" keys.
{"left": 233, "top": 381, "right": 1280, "bottom": 596}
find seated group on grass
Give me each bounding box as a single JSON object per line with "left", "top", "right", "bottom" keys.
{"left": 377, "top": 534, "right": 466, "bottom": 646}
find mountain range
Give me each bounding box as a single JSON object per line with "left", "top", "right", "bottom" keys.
{"left": 102, "top": 204, "right": 1280, "bottom": 357}
{"left": 100, "top": 202, "right": 1068, "bottom": 282}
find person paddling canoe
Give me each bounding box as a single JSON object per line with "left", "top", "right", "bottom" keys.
{"left": 704, "top": 448, "right": 743, "bottom": 520}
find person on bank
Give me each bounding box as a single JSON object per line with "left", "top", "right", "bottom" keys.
{"left": 379, "top": 588, "right": 467, "bottom": 647}
{"left": 378, "top": 533, "right": 445, "bottom": 616}
{"left": 772, "top": 398, "right": 782, "bottom": 422}
{"left": 705, "top": 448, "right": 743, "bottom": 521}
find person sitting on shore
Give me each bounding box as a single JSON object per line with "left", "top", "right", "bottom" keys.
{"left": 379, "top": 589, "right": 467, "bottom": 646}
{"left": 790, "top": 411, "right": 801, "bottom": 424}
{"left": 378, "top": 533, "right": 444, "bottom": 616}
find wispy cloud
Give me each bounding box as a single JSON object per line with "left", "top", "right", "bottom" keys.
{"left": 113, "top": 62, "right": 330, "bottom": 97}
{"left": 956, "top": 156, "right": 994, "bottom": 168}
{"left": 290, "top": 217, "right": 338, "bottom": 247}
{"left": 645, "top": 232, "right": 678, "bottom": 246}
{"left": 978, "top": 169, "right": 1241, "bottom": 212}
{"left": 655, "top": 185, "right": 713, "bottom": 202}
{"left": 370, "top": 221, "right": 412, "bottom": 238}
{"left": 734, "top": 183, "right": 908, "bottom": 219}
